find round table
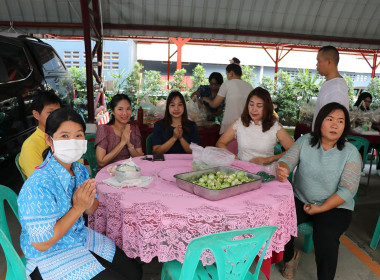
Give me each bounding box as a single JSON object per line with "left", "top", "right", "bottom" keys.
{"left": 89, "top": 154, "right": 297, "bottom": 279}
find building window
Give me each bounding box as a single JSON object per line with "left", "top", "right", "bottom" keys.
{"left": 73, "top": 55, "right": 80, "bottom": 59}
{"left": 73, "top": 51, "right": 79, "bottom": 55}
{"left": 104, "top": 66, "right": 110, "bottom": 70}
{"left": 64, "top": 55, "right": 71, "bottom": 59}
{"left": 64, "top": 51, "right": 71, "bottom": 55}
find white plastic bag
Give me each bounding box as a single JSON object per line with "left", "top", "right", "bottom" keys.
{"left": 190, "top": 143, "right": 235, "bottom": 170}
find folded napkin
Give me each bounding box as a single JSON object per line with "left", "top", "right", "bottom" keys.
{"left": 102, "top": 176, "right": 153, "bottom": 188}
{"left": 256, "top": 171, "right": 276, "bottom": 183}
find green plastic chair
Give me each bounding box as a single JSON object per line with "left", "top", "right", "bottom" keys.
{"left": 146, "top": 133, "right": 153, "bottom": 155}
{"left": 370, "top": 215, "right": 380, "bottom": 250}
{"left": 15, "top": 152, "right": 27, "bottom": 182}
{"left": 0, "top": 184, "right": 26, "bottom": 278}
{"left": 347, "top": 136, "right": 370, "bottom": 172}
{"left": 82, "top": 133, "right": 98, "bottom": 178}
{"left": 161, "top": 225, "right": 277, "bottom": 280}
{"left": 0, "top": 228, "right": 26, "bottom": 280}
{"left": 297, "top": 222, "right": 314, "bottom": 253}
{"left": 0, "top": 185, "right": 20, "bottom": 245}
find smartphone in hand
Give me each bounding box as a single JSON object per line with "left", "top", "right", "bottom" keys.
{"left": 153, "top": 154, "right": 165, "bottom": 161}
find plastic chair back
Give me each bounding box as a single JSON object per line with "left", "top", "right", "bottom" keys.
{"left": 15, "top": 153, "right": 27, "bottom": 182}
{"left": 176, "top": 226, "right": 277, "bottom": 280}
{"left": 0, "top": 228, "right": 26, "bottom": 280}
{"left": 82, "top": 133, "right": 98, "bottom": 178}
{"left": 370, "top": 215, "right": 380, "bottom": 250}
{"left": 0, "top": 185, "right": 20, "bottom": 245}
{"left": 146, "top": 133, "right": 153, "bottom": 155}
{"left": 347, "top": 136, "right": 370, "bottom": 171}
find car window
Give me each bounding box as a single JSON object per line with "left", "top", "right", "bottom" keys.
{"left": 0, "top": 42, "right": 31, "bottom": 83}
{"left": 31, "top": 42, "right": 67, "bottom": 73}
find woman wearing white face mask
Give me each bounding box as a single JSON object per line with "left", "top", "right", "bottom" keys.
{"left": 17, "top": 107, "right": 142, "bottom": 280}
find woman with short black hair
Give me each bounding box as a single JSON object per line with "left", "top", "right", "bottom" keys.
{"left": 277, "top": 102, "right": 361, "bottom": 280}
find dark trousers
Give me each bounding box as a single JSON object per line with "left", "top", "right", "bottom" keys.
{"left": 283, "top": 197, "right": 352, "bottom": 280}
{"left": 30, "top": 247, "right": 142, "bottom": 280}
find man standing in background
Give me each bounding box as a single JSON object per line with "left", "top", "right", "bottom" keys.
{"left": 312, "top": 46, "right": 349, "bottom": 130}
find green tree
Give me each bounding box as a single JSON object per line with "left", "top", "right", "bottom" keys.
{"left": 109, "top": 69, "right": 128, "bottom": 94}
{"left": 366, "top": 77, "right": 380, "bottom": 109}
{"left": 69, "top": 67, "right": 87, "bottom": 91}
{"left": 292, "top": 69, "right": 321, "bottom": 103}
{"left": 169, "top": 68, "right": 189, "bottom": 92}
{"left": 259, "top": 75, "right": 275, "bottom": 94}
{"left": 241, "top": 65, "right": 256, "bottom": 86}
{"left": 191, "top": 64, "right": 208, "bottom": 91}
{"left": 343, "top": 74, "right": 355, "bottom": 107}
{"left": 124, "top": 62, "right": 144, "bottom": 95}
{"left": 142, "top": 70, "right": 164, "bottom": 94}
{"left": 69, "top": 67, "right": 89, "bottom": 119}
{"left": 275, "top": 71, "right": 299, "bottom": 126}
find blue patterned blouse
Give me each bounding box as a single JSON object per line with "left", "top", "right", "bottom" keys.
{"left": 18, "top": 153, "right": 115, "bottom": 280}
{"left": 197, "top": 85, "right": 225, "bottom": 112}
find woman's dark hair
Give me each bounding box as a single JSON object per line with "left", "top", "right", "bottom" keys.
{"left": 161, "top": 91, "right": 190, "bottom": 137}
{"left": 310, "top": 102, "right": 350, "bottom": 151}
{"left": 43, "top": 107, "right": 86, "bottom": 158}
{"left": 241, "top": 87, "right": 275, "bottom": 132}
{"left": 108, "top": 94, "right": 132, "bottom": 125}
{"left": 354, "top": 91, "right": 372, "bottom": 110}
{"left": 208, "top": 72, "right": 223, "bottom": 85}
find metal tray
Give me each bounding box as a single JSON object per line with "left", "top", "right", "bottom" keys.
{"left": 174, "top": 166, "right": 262, "bottom": 201}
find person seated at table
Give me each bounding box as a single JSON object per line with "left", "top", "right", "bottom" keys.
{"left": 216, "top": 87, "right": 293, "bottom": 165}
{"left": 19, "top": 89, "right": 62, "bottom": 179}
{"left": 353, "top": 91, "right": 372, "bottom": 111}
{"left": 190, "top": 72, "right": 225, "bottom": 120}
{"left": 95, "top": 94, "right": 143, "bottom": 168}
{"left": 152, "top": 91, "right": 200, "bottom": 154}
{"left": 18, "top": 107, "right": 143, "bottom": 280}
{"left": 277, "top": 102, "right": 361, "bottom": 280}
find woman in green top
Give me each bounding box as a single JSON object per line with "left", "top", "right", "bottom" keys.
{"left": 277, "top": 102, "right": 361, "bottom": 280}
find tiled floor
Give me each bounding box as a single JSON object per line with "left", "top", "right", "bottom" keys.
{"left": 1, "top": 162, "right": 380, "bottom": 279}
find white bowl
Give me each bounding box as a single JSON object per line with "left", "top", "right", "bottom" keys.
{"left": 115, "top": 164, "right": 141, "bottom": 182}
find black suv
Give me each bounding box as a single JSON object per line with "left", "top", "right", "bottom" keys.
{"left": 0, "top": 34, "right": 73, "bottom": 188}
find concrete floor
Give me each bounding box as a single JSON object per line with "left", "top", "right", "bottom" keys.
{"left": 1, "top": 162, "right": 380, "bottom": 279}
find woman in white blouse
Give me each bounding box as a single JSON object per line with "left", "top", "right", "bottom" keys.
{"left": 216, "top": 87, "right": 294, "bottom": 164}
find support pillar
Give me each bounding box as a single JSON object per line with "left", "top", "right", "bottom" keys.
{"left": 80, "top": 0, "right": 103, "bottom": 122}
{"left": 361, "top": 53, "right": 380, "bottom": 78}
{"left": 169, "top": 37, "right": 191, "bottom": 70}
{"left": 262, "top": 44, "right": 292, "bottom": 86}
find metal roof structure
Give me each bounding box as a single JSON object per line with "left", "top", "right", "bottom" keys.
{"left": 2, "top": 0, "right": 380, "bottom": 121}
{"left": 1, "top": 0, "right": 380, "bottom": 51}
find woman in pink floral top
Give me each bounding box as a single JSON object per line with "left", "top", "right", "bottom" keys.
{"left": 95, "top": 94, "right": 143, "bottom": 168}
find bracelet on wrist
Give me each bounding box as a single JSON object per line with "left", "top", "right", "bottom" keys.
{"left": 127, "top": 145, "right": 134, "bottom": 150}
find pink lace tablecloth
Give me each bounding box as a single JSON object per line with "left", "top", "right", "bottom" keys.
{"left": 89, "top": 154, "right": 297, "bottom": 265}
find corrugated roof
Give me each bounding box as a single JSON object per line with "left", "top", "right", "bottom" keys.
{"left": 1, "top": 0, "right": 380, "bottom": 50}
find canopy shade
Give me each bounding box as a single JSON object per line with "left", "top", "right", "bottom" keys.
{"left": 1, "top": 0, "right": 380, "bottom": 50}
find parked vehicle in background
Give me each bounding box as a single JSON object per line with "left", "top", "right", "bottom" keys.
{"left": 0, "top": 34, "right": 73, "bottom": 189}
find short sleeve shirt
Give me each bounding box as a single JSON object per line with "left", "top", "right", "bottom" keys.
{"left": 95, "top": 123, "right": 142, "bottom": 165}
{"left": 197, "top": 85, "right": 225, "bottom": 112}
{"left": 152, "top": 121, "right": 200, "bottom": 154}
{"left": 217, "top": 79, "right": 253, "bottom": 134}
{"left": 18, "top": 154, "right": 116, "bottom": 280}
{"left": 312, "top": 78, "right": 349, "bottom": 129}
{"left": 19, "top": 127, "right": 48, "bottom": 179}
